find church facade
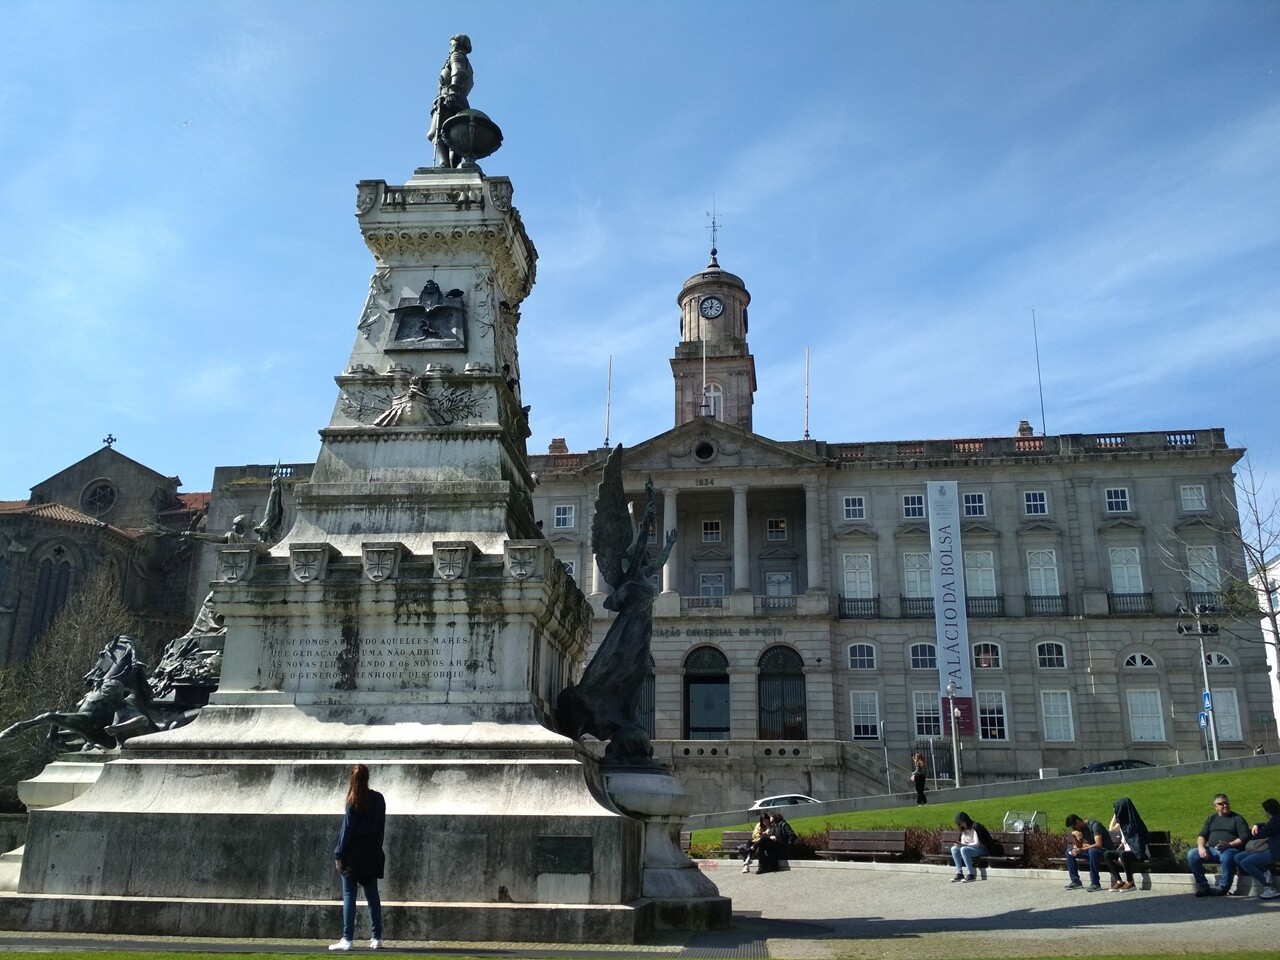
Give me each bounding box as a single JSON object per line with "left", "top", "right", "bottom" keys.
{"left": 527, "top": 252, "right": 1270, "bottom": 810}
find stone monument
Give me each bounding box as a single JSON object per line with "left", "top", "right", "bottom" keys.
{"left": 1, "top": 38, "right": 725, "bottom": 943}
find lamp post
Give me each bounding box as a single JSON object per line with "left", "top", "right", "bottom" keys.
{"left": 879, "top": 720, "right": 891, "bottom": 795}
{"left": 946, "top": 680, "right": 962, "bottom": 788}
{"left": 1178, "top": 603, "right": 1220, "bottom": 761}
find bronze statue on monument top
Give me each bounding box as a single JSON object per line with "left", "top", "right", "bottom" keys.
{"left": 427, "top": 34, "right": 474, "bottom": 168}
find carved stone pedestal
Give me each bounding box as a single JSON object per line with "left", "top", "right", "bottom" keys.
{"left": 604, "top": 768, "right": 730, "bottom": 930}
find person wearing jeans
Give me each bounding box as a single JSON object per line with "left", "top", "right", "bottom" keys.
{"left": 949, "top": 812, "right": 992, "bottom": 883}
{"left": 1187, "top": 793, "right": 1251, "bottom": 896}
{"left": 1064, "top": 813, "right": 1113, "bottom": 891}
{"left": 1234, "top": 798, "right": 1280, "bottom": 899}
{"left": 330, "top": 764, "right": 386, "bottom": 950}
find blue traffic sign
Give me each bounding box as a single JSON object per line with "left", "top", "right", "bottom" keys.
{"left": 1203, "top": 691, "right": 1213, "bottom": 712}
{"left": 1198, "top": 712, "right": 1208, "bottom": 729}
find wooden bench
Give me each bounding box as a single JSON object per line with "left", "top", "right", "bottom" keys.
{"left": 816, "top": 829, "right": 908, "bottom": 862}
{"left": 1047, "top": 830, "right": 1173, "bottom": 872}
{"left": 718, "top": 830, "right": 754, "bottom": 858}
{"left": 924, "top": 830, "right": 1027, "bottom": 869}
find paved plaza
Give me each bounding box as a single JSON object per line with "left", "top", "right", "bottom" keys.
{"left": 2, "top": 860, "right": 1278, "bottom": 957}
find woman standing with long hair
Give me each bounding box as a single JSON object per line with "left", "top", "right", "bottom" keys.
{"left": 330, "top": 764, "right": 386, "bottom": 951}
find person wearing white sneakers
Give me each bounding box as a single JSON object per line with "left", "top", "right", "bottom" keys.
{"left": 1236, "top": 798, "right": 1280, "bottom": 900}
{"left": 330, "top": 763, "right": 387, "bottom": 951}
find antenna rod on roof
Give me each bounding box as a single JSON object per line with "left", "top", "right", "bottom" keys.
{"left": 1032, "top": 309, "right": 1047, "bottom": 436}
{"left": 804, "top": 346, "right": 811, "bottom": 440}
{"left": 604, "top": 355, "right": 612, "bottom": 447}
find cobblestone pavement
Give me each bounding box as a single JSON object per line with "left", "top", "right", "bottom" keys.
{"left": 1, "top": 863, "right": 1278, "bottom": 958}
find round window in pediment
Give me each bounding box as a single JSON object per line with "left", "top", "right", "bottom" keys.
{"left": 81, "top": 479, "right": 117, "bottom": 516}
{"left": 694, "top": 440, "right": 716, "bottom": 462}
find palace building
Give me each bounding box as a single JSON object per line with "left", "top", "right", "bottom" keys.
{"left": 525, "top": 249, "right": 1270, "bottom": 809}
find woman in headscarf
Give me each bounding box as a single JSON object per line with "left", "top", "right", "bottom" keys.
{"left": 1104, "top": 797, "right": 1149, "bottom": 891}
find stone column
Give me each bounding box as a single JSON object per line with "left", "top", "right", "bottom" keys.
{"left": 805, "top": 482, "right": 822, "bottom": 592}
{"left": 733, "top": 485, "right": 750, "bottom": 593}
{"left": 662, "top": 487, "right": 678, "bottom": 594}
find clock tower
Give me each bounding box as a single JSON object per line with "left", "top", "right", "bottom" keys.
{"left": 671, "top": 247, "right": 757, "bottom": 430}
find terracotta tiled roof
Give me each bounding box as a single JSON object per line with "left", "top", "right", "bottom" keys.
{"left": 0, "top": 500, "right": 133, "bottom": 538}
{"left": 176, "top": 492, "right": 211, "bottom": 511}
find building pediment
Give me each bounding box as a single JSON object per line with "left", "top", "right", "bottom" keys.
{"left": 757, "top": 546, "right": 798, "bottom": 561}
{"left": 620, "top": 419, "right": 824, "bottom": 475}
{"left": 962, "top": 521, "right": 998, "bottom": 538}
{"left": 690, "top": 547, "right": 732, "bottom": 563}
{"left": 1018, "top": 520, "right": 1062, "bottom": 535}
{"left": 1099, "top": 517, "right": 1144, "bottom": 533}
{"left": 895, "top": 522, "right": 930, "bottom": 537}
{"left": 835, "top": 524, "right": 878, "bottom": 541}
{"left": 1174, "top": 515, "right": 1222, "bottom": 533}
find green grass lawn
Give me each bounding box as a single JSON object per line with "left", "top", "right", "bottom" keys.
{"left": 693, "top": 764, "right": 1280, "bottom": 847}
{"left": 3, "top": 953, "right": 1278, "bottom": 960}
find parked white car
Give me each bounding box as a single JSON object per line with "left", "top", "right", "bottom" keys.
{"left": 749, "top": 794, "right": 820, "bottom": 811}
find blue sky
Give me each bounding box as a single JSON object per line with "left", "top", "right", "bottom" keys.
{"left": 2, "top": 1, "right": 1278, "bottom": 521}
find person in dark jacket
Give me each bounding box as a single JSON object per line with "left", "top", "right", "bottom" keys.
{"left": 755, "top": 812, "right": 796, "bottom": 874}
{"left": 330, "top": 764, "right": 386, "bottom": 951}
{"left": 1187, "top": 792, "right": 1251, "bottom": 896}
{"left": 1104, "top": 797, "right": 1149, "bottom": 891}
{"left": 949, "top": 812, "right": 993, "bottom": 882}
{"left": 1235, "top": 797, "right": 1280, "bottom": 899}
{"left": 911, "top": 754, "right": 928, "bottom": 805}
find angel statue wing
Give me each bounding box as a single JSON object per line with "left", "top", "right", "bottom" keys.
{"left": 591, "top": 445, "right": 635, "bottom": 592}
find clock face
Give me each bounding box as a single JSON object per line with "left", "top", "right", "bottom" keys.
{"left": 699, "top": 296, "right": 724, "bottom": 319}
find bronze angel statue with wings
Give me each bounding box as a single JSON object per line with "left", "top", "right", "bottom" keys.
{"left": 555, "top": 445, "right": 676, "bottom": 765}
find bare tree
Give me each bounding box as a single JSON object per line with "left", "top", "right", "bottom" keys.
{"left": 0, "top": 567, "right": 139, "bottom": 808}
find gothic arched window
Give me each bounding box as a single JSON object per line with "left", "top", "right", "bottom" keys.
{"left": 684, "top": 646, "right": 729, "bottom": 740}
{"left": 758, "top": 645, "right": 807, "bottom": 740}
{"left": 28, "top": 556, "right": 73, "bottom": 651}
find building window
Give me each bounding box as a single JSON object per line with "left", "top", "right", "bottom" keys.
{"left": 902, "top": 494, "right": 926, "bottom": 519}
{"left": 553, "top": 504, "right": 575, "bottom": 529}
{"left": 1124, "top": 653, "right": 1157, "bottom": 668}
{"left": 1126, "top": 689, "right": 1165, "bottom": 741}
{"left": 1024, "top": 490, "right": 1048, "bottom": 515}
{"left": 764, "top": 571, "right": 793, "bottom": 596}
{"left": 1037, "top": 641, "right": 1067, "bottom": 669}
{"left": 1109, "top": 546, "right": 1144, "bottom": 593}
{"left": 562, "top": 559, "right": 576, "bottom": 580}
{"left": 702, "top": 520, "right": 721, "bottom": 543}
{"left": 963, "top": 492, "right": 986, "bottom": 517}
{"left": 973, "top": 642, "right": 1002, "bottom": 669}
{"left": 847, "top": 643, "right": 876, "bottom": 670}
{"left": 699, "top": 573, "right": 726, "bottom": 597}
{"left": 910, "top": 643, "right": 937, "bottom": 670}
{"left": 81, "top": 479, "right": 117, "bottom": 516}
{"left": 758, "top": 646, "right": 807, "bottom": 740}
{"left": 1105, "top": 487, "right": 1131, "bottom": 513}
{"left": 1214, "top": 689, "right": 1242, "bottom": 741}
{"left": 903, "top": 552, "right": 932, "bottom": 598}
{"left": 1026, "top": 549, "right": 1060, "bottom": 596}
{"left": 1041, "top": 690, "right": 1075, "bottom": 742}
{"left": 850, "top": 691, "right": 880, "bottom": 740}
{"left": 684, "top": 646, "right": 730, "bottom": 740}
{"left": 976, "top": 691, "right": 1008, "bottom": 741}
{"left": 767, "top": 518, "right": 788, "bottom": 541}
{"left": 842, "top": 553, "right": 874, "bottom": 599}
{"left": 966, "top": 550, "right": 996, "bottom": 597}
{"left": 1205, "top": 651, "right": 1232, "bottom": 667}
{"left": 1186, "top": 545, "right": 1221, "bottom": 592}
{"left": 1181, "top": 484, "right": 1207, "bottom": 512}
{"left": 703, "top": 381, "right": 723, "bottom": 420}
{"left": 843, "top": 495, "right": 866, "bottom": 521}
{"left": 28, "top": 557, "right": 73, "bottom": 650}
{"left": 913, "top": 690, "right": 942, "bottom": 738}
